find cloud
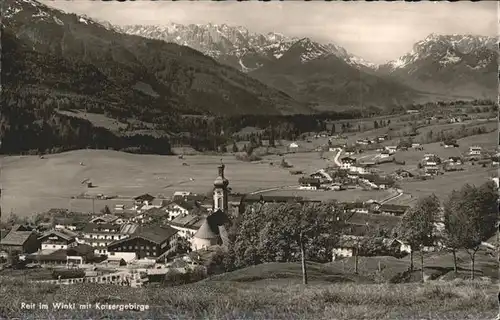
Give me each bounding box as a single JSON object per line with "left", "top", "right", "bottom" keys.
{"left": 39, "top": 0, "right": 497, "bottom": 64}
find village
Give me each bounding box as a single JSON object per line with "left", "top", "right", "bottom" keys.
{"left": 1, "top": 99, "right": 499, "bottom": 289}
{"left": 1, "top": 123, "right": 498, "bottom": 288}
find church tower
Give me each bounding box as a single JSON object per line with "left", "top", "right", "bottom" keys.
{"left": 213, "top": 161, "right": 229, "bottom": 212}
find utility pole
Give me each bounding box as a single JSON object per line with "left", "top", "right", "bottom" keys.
{"left": 92, "top": 198, "right": 95, "bottom": 216}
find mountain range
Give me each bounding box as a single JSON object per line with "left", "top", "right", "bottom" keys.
{"left": 119, "top": 23, "right": 498, "bottom": 103}
{"left": 118, "top": 23, "right": 418, "bottom": 107}
{"left": 2, "top": 0, "right": 310, "bottom": 117}
{"left": 117, "top": 23, "right": 377, "bottom": 73}
{"left": 2, "top": 0, "right": 497, "bottom": 121}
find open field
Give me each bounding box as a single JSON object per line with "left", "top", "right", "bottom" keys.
{"left": 458, "top": 131, "right": 498, "bottom": 149}
{"left": 342, "top": 118, "right": 496, "bottom": 148}
{"left": 353, "top": 131, "right": 497, "bottom": 172}
{"left": 412, "top": 119, "right": 497, "bottom": 142}
{"left": 1, "top": 121, "right": 496, "bottom": 220}
{"left": 262, "top": 151, "right": 335, "bottom": 173}
{"left": 1, "top": 150, "right": 309, "bottom": 219}
{"left": 0, "top": 258, "right": 497, "bottom": 320}
{"left": 56, "top": 110, "right": 128, "bottom": 132}
{"left": 394, "top": 166, "right": 496, "bottom": 206}
{"left": 259, "top": 188, "right": 393, "bottom": 203}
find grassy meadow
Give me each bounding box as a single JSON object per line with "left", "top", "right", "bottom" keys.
{"left": 1, "top": 150, "right": 307, "bottom": 219}
{"left": 0, "top": 260, "right": 497, "bottom": 320}
{"left": 395, "top": 166, "right": 496, "bottom": 206}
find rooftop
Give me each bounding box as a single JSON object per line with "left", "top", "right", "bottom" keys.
{"left": 108, "top": 226, "right": 178, "bottom": 247}
{"left": 81, "top": 223, "right": 122, "bottom": 233}
{"left": 193, "top": 220, "right": 219, "bottom": 240}
{"left": 120, "top": 223, "right": 139, "bottom": 234}
{"left": 142, "top": 207, "right": 168, "bottom": 218}
{"left": 38, "top": 229, "right": 78, "bottom": 242}
{"left": 90, "top": 214, "right": 118, "bottom": 223}
{"left": 379, "top": 204, "right": 410, "bottom": 212}
{"left": 0, "top": 230, "right": 34, "bottom": 246}
{"left": 340, "top": 156, "right": 356, "bottom": 162}
{"left": 169, "top": 214, "right": 204, "bottom": 229}
{"left": 134, "top": 193, "right": 156, "bottom": 202}
{"left": 170, "top": 199, "right": 199, "bottom": 211}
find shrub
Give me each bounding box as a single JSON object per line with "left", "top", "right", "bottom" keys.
{"left": 235, "top": 152, "right": 262, "bottom": 162}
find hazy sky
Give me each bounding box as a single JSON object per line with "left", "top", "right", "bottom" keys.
{"left": 40, "top": 0, "right": 497, "bottom": 64}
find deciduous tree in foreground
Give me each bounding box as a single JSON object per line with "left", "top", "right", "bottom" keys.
{"left": 230, "top": 201, "right": 347, "bottom": 284}
{"left": 397, "top": 194, "right": 440, "bottom": 281}
{"left": 444, "top": 182, "right": 497, "bottom": 279}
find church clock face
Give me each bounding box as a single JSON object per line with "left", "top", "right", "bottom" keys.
{"left": 216, "top": 191, "right": 222, "bottom": 196}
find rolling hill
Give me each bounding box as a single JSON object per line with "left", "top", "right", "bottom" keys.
{"left": 2, "top": 0, "right": 311, "bottom": 117}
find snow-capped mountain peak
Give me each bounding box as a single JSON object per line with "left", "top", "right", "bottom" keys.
{"left": 377, "top": 33, "right": 497, "bottom": 99}
{"left": 3, "top": 0, "right": 117, "bottom": 31}
{"left": 385, "top": 33, "right": 497, "bottom": 72}
{"left": 116, "top": 23, "right": 377, "bottom": 72}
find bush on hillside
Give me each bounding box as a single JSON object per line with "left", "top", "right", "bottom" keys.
{"left": 162, "top": 266, "right": 207, "bottom": 287}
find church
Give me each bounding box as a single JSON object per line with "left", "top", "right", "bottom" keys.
{"left": 190, "top": 163, "right": 231, "bottom": 252}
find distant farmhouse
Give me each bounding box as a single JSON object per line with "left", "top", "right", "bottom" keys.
{"left": 468, "top": 146, "right": 482, "bottom": 157}
{"left": 340, "top": 156, "right": 356, "bottom": 170}
{"left": 0, "top": 225, "right": 40, "bottom": 255}
{"left": 38, "top": 229, "right": 78, "bottom": 250}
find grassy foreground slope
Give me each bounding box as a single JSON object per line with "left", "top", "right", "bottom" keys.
{"left": 0, "top": 264, "right": 497, "bottom": 320}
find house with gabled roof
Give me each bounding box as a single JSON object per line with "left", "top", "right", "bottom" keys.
{"left": 169, "top": 214, "right": 205, "bottom": 239}
{"left": 344, "top": 147, "right": 356, "bottom": 155}
{"left": 309, "top": 169, "right": 334, "bottom": 183}
{"left": 165, "top": 199, "right": 205, "bottom": 221}
{"left": 107, "top": 226, "right": 179, "bottom": 261}
{"left": 81, "top": 223, "right": 133, "bottom": 255}
{"left": 378, "top": 204, "right": 410, "bottom": 216}
{"left": 0, "top": 227, "right": 40, "bottom": 255}
{"left": 136, "top": 206, "right": 169, "bottom": 224}
{"left": 393, "top": 169, "right": 414, "bottom": 179}
{"left": 38, "top": 229, "right": 78, "bottom": 250}
{"left": 89, "top": 214, "right": 118, "bottom": 224}
{"left": 340, "top": 156, "right": 356, "bottom": 170}
{"left": 468, "top": 146, "right": 482, "bottom": 156}
{"left": 53, "top": 213, "right": 91, "bottom": 231}
{"left": 133, "top": 193, "right": 155, "bottom": 206}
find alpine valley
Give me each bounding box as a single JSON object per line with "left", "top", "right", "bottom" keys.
{"left": 0, "top": 0, "right": 497, "bottom": 156}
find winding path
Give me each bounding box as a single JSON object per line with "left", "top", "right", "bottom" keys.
{"left": 249, "top": 185, "right": 298, "bottom": 195}
{"left": 332, "top": 148, "right": 343, "bottom": 167}
{"left": 380, "top": 189, "right": 404, "bottom": 205}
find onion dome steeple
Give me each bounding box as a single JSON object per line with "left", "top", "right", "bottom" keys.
{"left": 214, "top": 159, "right": 229, "bottom": 188}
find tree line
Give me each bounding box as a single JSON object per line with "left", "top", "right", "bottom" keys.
{"left": 212, "top": 180, "right": 497, "bottom": 284}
